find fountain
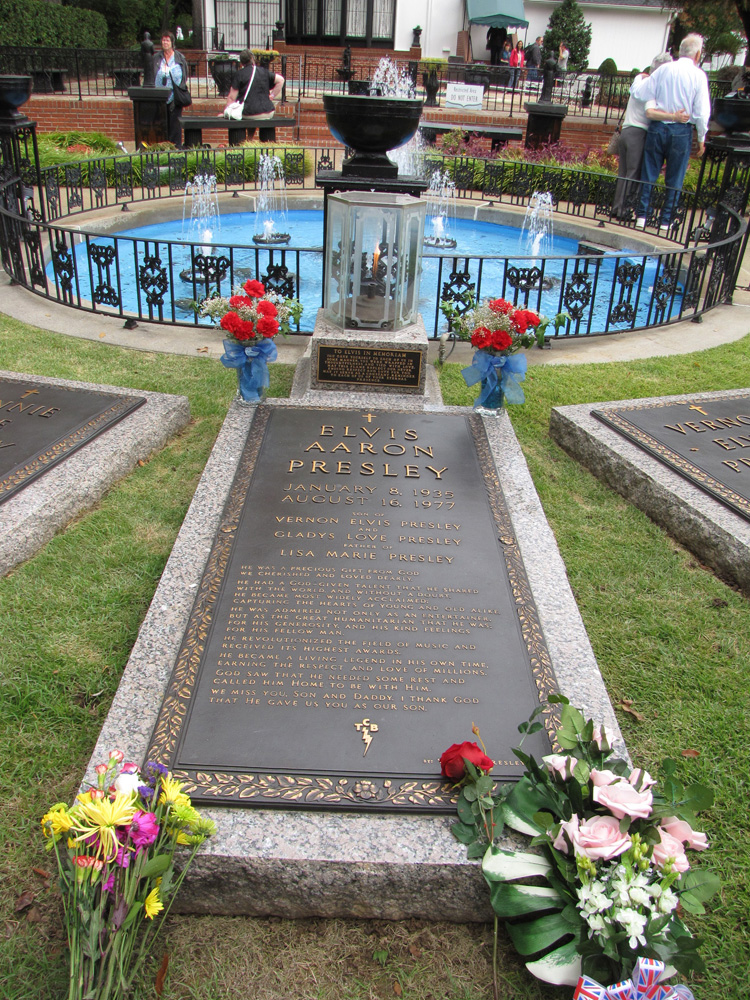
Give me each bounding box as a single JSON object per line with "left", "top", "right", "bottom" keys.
{"left": 521, "top": 191, "right": 554, "bottom": 257}
{"left": 180, "top": 173, "right": 221, "bottom": 282}
{"left": 520, "top": 191, "right": 556, "bottom": 291}
{"left": 423, "top": 169, "right": 457, "bottom": 249}
{"left": 182, "top": 173, "right": 220, "bottom": 254}
{"left": 322, "top": 56, "right": 423, "bottom": 180}
{"left": 252, "top": 154, "right": 290, "bottom": 245}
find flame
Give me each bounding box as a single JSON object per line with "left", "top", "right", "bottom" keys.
{"left": 372, "top": 245, "right": 380, "bottom": 277}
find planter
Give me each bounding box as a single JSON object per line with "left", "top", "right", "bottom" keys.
{"left": 0, "top": 75, "right": 33, "bottom": 120}
{"left": 209, "top": 57, "right": 238, "bottom": 97}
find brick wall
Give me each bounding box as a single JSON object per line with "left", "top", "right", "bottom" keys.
{"left": 25, "top": 94, "right": 617, "bottom": 154}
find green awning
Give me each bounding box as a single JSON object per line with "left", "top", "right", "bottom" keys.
{"left": 466, "top": 0, "right": 528, "bottom": 29}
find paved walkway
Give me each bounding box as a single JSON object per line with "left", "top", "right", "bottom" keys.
{"left": 2, "top": 275, "right": 749, "bottom": 367}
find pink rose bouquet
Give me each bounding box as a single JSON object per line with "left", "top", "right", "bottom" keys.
{"left": 445, "top": 696, "right": 718, "bottom": 993}
{"left": 42, "top": 752, "right": 216, "bottom": 1000}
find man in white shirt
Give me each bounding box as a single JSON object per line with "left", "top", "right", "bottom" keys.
{"left": 629, "top": 34, "right": 711, "bottom": 231}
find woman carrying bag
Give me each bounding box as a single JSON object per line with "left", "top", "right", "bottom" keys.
{"left": 154, "top": 31, "right": 190, "bottom": 148}
{"left": 224, "top": 50, "right": 284, "bottom": 141}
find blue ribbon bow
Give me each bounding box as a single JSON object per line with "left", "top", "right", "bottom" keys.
{"left": 220, "top": 338, "right": 278, "bottom": 401}
{"left": 462, "top": 349, "right": 528, "bottom": 407}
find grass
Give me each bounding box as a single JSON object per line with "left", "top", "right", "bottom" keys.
{"left": 0, "top": 314, "right": 749, "bottom": 998}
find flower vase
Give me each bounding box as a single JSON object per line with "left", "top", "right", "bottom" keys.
{"left": 478, "top": 378, "right": 504, "bottom": 413}
{"left": 220, "top": 337, "right": 277, "bottom": 405}
{"left": 235, "top": 359, "right": 266, "bottom": 404}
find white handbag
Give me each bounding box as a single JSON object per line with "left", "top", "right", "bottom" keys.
{"left": 223, "top": 67, "right": 255, "bottom": 120}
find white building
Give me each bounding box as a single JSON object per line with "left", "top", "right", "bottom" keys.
{"left": 200, "top": 0, "right": 673, "bottom": 73}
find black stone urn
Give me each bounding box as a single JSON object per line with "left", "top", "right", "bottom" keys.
{"left": 209, "top": 57, "right": 238, "bottom": 97}
{"left": 423, "top": 69, "right": 440, "bottom": 107}
{"left": 0, "top": 75, "right": 33, "bottom": 121}
{"left": 711, "top": 96, "right": 750, "bottom": 137}
{"left": 323, "top": 93, "right": 423, "bottom": 178}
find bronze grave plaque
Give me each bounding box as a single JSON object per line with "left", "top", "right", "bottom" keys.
{"left": 316, "top": 344, "right": 423, "bottom": 388}
{"left": 0, "top": 376, "right": 146, "bottom": 504}
{"left": 148, "top": 407, "right": 559, "bottom": 812}
{"left": 593, "top": 393, "right": 750, "bottom": 522}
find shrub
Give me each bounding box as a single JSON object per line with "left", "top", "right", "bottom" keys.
{"left": 0, "top": 0, "right": 106, "bottom": 46}
{"left": 597, "top": 57, "right": 617, "bottom": 75}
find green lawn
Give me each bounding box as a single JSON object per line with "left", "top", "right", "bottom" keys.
{"left": 1, "top": 315, "right": 748, "bottom": 999}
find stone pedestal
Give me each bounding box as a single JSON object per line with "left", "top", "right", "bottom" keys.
{"left": 128, "top": 86, "right": 171, "bottom": 149}
{"left": 305, "top": 309, "right": 429, "bottom": 397}
{"left": 524, "top": 102, "right": 569, "bottom": 148}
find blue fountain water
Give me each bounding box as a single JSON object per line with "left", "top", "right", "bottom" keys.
{"left": 53, "top": 210, "right": 675, "bottom": 331}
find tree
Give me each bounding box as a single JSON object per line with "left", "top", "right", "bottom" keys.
{"left": 62, "top": 0, "right": 166, "bottom": 47}
{"left": 664, "top": 0, "right": 748, "bottom": 65}
{"left": 543, "top": 0, "right": 592, "bottom": 71}
{"left": 667, "top": 0, "right": 744, "bottom": 63}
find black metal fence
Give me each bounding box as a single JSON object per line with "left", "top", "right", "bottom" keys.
{"left": 1, "top": 46, "right": 732, "bottom": 121}
{"left": 1, "top": 141, "right": 747, "bottom": 342}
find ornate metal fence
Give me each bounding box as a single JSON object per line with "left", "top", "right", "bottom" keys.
{"left": 1, "top": 143, "right": 747, "bottom": 341}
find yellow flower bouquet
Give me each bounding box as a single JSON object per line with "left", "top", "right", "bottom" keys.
{"left": 42, "top": 752, "right": 215, "bottom": 1000}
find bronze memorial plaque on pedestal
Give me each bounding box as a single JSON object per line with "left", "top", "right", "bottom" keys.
{"left": 593, "top": 392, "right": 750, "bottom": 522}
{"left": 148, "top": 407, "right": 559, "bottom": 812}
{"left": 317, "top": 345, "right": 423, "bottom": 388}
{"left": 0, "top": 376, "right": 146, "bottom": 504}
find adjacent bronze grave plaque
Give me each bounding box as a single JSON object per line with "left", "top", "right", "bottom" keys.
{"left": 0, "top": 377, "right": 146, "bottom": 504}
{"left": 317, "top": 345, "right": 423, "bottom": 388}
{"left": 593, "top": 393, "right": 750, "bottom": 522}
{"left": 148, "top": 407, "right": 558, "bottom": 812}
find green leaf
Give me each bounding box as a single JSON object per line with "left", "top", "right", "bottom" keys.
{"left": 482, "top": 846, "right": 553, "bottom": 882}
{"left": 475, "top": 775, "right": 494, "bottom": 797}
{"left": 121, "top": 900, "right": 143, "bottom": 931}
{"left": 463, "top": 784, "right": 478, "bottom": 803}
{"left": 488, "top": 882, "right": 565, "bottom": 919}
{"left": 677, "top": 894, "right": 706, "bottom": 916}
{"left": 506, "top": 911, "right": 575, "bottom": 956}
{"left": 451, "top": 820, "right": 478, "bottom": 845}
{"left": 680, "top": 869, "right": 721, "bottom": 902}
{"left": 466, "top": 841, "right": 487, "bottom": 859}
{"left": 141, "top": 854, "right": 172, "bottom": 878}
{"left": 456, "top": 793, "right": 476, "bottom": 826}
{"left": 682, "top": 783, "right": 714, "bottom": 812}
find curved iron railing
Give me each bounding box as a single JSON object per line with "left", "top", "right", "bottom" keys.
{"left": 0, "top": 145, "right": 747, "bottom": 340}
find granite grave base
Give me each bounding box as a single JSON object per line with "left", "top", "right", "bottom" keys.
{"left": 0, "top": 370, "right": 190, "bottom": 577}
{"left": 550, "top": 389, "right": 750, "bottom": 597}
{"left": 85, "top": 392, "right": 621, "bottom": 920}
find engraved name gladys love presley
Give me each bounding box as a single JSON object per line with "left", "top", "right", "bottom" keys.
{"left": 148, "top": 408, "right": 558, "bottom": 810}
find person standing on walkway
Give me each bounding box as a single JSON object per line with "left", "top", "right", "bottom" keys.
{"left": 612, "top": 53, "right": 688, "bottom": 220}
{"left": 630, "top": 33, "right": 710, "bottom": 231}
{"left": 527, "top": 36, "right": 543, "bottom": 81}
{"left": 510, "top": 40, "right": 525, "bottom": 89}
{"left": 154, "top": 31, "right": 188, "bottom": 148}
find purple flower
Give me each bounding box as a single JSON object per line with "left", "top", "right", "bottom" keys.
{"left": 131, "top": 810, "right": 159, "bottom": 847}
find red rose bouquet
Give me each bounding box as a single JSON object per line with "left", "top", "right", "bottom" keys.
{"left": 440, "top": 294, "right": 566, "bottom": 411}
{"left": 199, "top": 279, "right": 303, "bottom": 402}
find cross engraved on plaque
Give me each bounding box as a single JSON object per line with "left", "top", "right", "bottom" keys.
{"left": 688, "top": 404, "right": 708, "bottom": 415}
{"left": 354, "top": 718, "right": 379, "bottom": 756}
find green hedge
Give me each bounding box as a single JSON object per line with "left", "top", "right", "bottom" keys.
{"left": 0, "top": 0, "right": 106, "bottom": 46}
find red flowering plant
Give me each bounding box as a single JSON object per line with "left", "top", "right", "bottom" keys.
{"left": 199, "top": 279, "right": 303, "bottom": 401}
{"left": 440, "top": 697, "right": 719, "bottom": 999}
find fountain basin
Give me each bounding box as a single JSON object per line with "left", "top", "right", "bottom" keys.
{"left": 711, "top": 97, "right": 750, "bottom": 137}
{"left": 322, "top": 94, "right": 423, "bottom": 178}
